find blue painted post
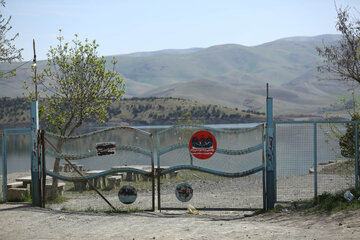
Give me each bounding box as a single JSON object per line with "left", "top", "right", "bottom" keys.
{"left": 2, "top": 131, "right": 7, "bottom": 202}
{"left": 266, "top": 97, "right": 275, "bottom": 210}
{"left": 314, "top": 123, "right": 317, "bottom": 199}
{"left": 355, "top": 123, "right": 359, "bottom": 189}
{"left": 273, "top": 123, "right": 277, "bottom": 202}
{"left": 31, "top": 101, "right": 41, "bottom": 206}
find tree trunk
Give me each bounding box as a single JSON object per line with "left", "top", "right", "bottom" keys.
{"left": 50, "top": 139, "right": 64, "bottom": 199}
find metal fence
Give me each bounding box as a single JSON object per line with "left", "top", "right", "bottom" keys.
{"left": 2, "top": 121, "right": 360, "bottom": 209}
{"left": 156, "top": 124, "right": 265, "bottom": 210}
{"left": 43, "top": 127, "right": 155, "bottom": 212}
{"left": 275, "top": 121, "right": 359, "bottom": 203}
{"left": 1, "top": 128, "right": 31, "bottom": 202}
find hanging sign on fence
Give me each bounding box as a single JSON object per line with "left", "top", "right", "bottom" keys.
{"left": 96, "top": 142, "right": 116, "bottom": 156}
{"left": 189, "top": 131, "right": 217, "bottom": 160}
{"left": 118, "top": 185, "right": 137, "bottom": 204}
{"left": 175, "top": 183, "right": 193, "bottom": 202}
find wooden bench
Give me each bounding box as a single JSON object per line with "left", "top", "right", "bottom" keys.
{"left": 7, "top": 182, "right": 24, "bottom": 188}
{"left": 45, "top": 182, "right": 66, "bottom": 196}
{"left": 6, "top": 188, "right": 29, "bottom": 201}
{"left": 107, "top": 176, "right": 122, "bottom": 189}
{"left": 74, "top": 181, "right": 87, "bottom": 191}
{"left": 15, "top": 176, "right": 32, "bottom": 188}
{"left": 86, "top": 170, "right": 106, "bottom": 189}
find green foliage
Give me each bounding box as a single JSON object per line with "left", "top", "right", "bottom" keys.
{"left": 312, "top": 188, "right": 360, "bottom": 213}
{"left": 0, "top": 96, "right": 263, "bottom": 127}
{"left": 46, "top": 193, "right": 68, "bottom": 204}
{"left": 317, "top": 7, "right": 360, "bottom": 84}
{"left": 0, "top": 0, "right": 23, "bottom": 78}
{"left": 322, "top": 92, "right": 360, "bottom": 162}
{"left": 105, "top": 206, "right": 143, "bottom": 213}
{"left": 339, "top": 113, "right": 360, "bottom": 158}
{"left": 178, "top": 112, "right": 203, "bottom": 125}
{"left": 23, "top": 30, "right": 125, "bottom": 136}
{"left": 8, "top": 193, "right": 32, "bottom": 203}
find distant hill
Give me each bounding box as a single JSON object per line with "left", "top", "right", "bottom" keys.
{"left": 0, "top": 34, "right": 351, "bottom": 116}
{"left": 122, "top": 48, "right": 204, "bottom": 57}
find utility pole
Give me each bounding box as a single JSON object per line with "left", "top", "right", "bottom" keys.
{"left": 33, "top": 39, "right": 37, "bottom": 101}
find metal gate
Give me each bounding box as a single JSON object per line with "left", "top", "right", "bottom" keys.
{"left": 1, "top": 128, "right": 31, "bottom": 202}
{"left": 156, "top": 124, "right": 266, "bottom": 211}
{"left": 41, "top": 127, "right": 155, "bottom": 212}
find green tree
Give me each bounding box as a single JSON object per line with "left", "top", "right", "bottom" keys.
{"left": 317, "top": 7, "right": 360, "bottom": 84}
{"left": 0, "top": 0, "right": 23, "bottom": 78}
{"left": 339, "top": 112, "right": 360, "bottom": 158}
{"left": 317, "top": 7, "right": 360, "bottom": 174}
{"left": 24, "top": 30, "right": 125, "bottom": 197}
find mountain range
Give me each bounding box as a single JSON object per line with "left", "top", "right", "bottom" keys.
{"left": 0, "top": 34, "right": 352, "bottom": 116}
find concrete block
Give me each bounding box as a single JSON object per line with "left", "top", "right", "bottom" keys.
{"left": 7, "top": 182, "right": 24, "bottom": 188}
{"left": 7, "top": 188, "right": 28, "bottom": 201}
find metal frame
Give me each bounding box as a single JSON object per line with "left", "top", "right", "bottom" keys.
{"left": 156, "top": 124, "right": 266, "bottom": 211}
{"left": 1, "top": 128, "right": 31, "bottom": 202}
{"left": 274, "top": 120, "right": 360, "bottom": 203}
{"left": 42, "top": 126, "right": 156, "bottom": 212}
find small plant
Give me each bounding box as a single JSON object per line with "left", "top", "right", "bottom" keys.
{"left": 46, "top": 193, "right": 68, "bottom": 204}
{"left": 84, "top": 206, "right": 100, "bottom": 213}
{"left": 61, "top": 206, "right": 69, "bottom": 211}
{"left": 105, "top": 206, "right": 143, "bottom": 213}
{"left": 302, "top": 188, "right": 360, "bottom": 213}
{"left": 8, "top": 194, "right": 32, "bottom": 203}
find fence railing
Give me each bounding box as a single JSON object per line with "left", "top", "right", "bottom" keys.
{"left": 1, "top": 128, "right": 31, "bottom": 202}
{"left": 275, "top": 121, "right": 359, "bottom": 203}
{"left": 2, "top": 121, "right": 360, "bottom": 206}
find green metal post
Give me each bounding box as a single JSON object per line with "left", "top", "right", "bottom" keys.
{"left": 355, "top": 124, "right": 359, "bottom": 189}
{"left": 2, "top": 132, "right": 7, "bottom": 202}
{"left": 273, "top": 123, "right": 277, "bottom": 202}
{"left": 314, "top": 123, "right": 317, "bottom": 199}
{"left": 31, "top": 101, "right": 41, "bottom": 206}
{"left": 266, "top": 97, "right": 275, "bottom": 210}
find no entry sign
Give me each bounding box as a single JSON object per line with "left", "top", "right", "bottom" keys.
{"left": 189, "top": 131, "right": 217, "bottom": 160}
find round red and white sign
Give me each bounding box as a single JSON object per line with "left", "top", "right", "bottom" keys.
{"left": 189, "top": 131, "right": 217, "bottom": 160}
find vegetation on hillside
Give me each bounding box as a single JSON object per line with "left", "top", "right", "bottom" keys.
{"left": 0, "top": 97, "right": 265, "bottom": 128}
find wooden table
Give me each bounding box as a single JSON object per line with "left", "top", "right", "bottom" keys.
{"left": 15, "top": 176, "right": 32, "bottom": 188}
{"left": 15, "top": 176, "right": 56, "bottom": 191}
{"left": 111, "top": 165, "right": 154, "bottom": 181}
{"left": 85, "top": 170, "right": 106, "bottom": 189}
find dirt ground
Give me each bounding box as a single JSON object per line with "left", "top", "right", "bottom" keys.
{"left": 0, "top": 203, "right": 359, "bottom": 240}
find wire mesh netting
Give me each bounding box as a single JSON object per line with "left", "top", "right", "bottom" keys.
{"left": 0, "top": 133, "right": 2, "bottom": 202}
{"left": 157, "top": 124, "right": 265, "bottom": 209}
{"left": 317, "top": 123, "right": 356, "bottom": 195}
{"left": 0, "top": 132, "right": 31, "bottom": 202}
{"left": 275, "top": 122, "right": 357, "bottom": 202}
{"left": 43, "top": 127, "right": 154, "bottom": 212}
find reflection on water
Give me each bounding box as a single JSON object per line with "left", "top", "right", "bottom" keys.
{"left": 0, "top": 123, "right": 348, "bottom": 175}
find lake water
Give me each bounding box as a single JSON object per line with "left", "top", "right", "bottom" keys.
{"left": 0, "top": 123, "right": 348, "bottom": 175}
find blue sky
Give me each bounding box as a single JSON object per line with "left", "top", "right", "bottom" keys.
{"left": 2, "top": 0, "right": 359, "bottom": 61}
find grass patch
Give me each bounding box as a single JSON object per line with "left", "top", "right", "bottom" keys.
{"left": 46, "top": 193, "right": 68, "bottom": 204}
{"left": 81, "top": 206, "right": 143, "bottom": 214}
{"left": 105, "top": 206, "right": 143, "bottom": 213}
{"left": 320, "top": 159, "right": 355, "bottom": 175}
{"left": 7, "top": 194, "right": 32, "bottom": 203}
{"left": 299, "top": 188, "right": 360, "bottom": 214}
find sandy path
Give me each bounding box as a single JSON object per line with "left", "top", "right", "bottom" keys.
{"left": 0, "top": 203, "right": 359, "bottom": 240}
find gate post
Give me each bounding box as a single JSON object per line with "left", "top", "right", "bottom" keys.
{"left": 2, "top": 131, "right": 7, "bottom": 202}
{"left": 31, "top": 101, "right": 41, "bottom": 206}
{"left": 266, "top": 97, "right": 275, "bottom": 210}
